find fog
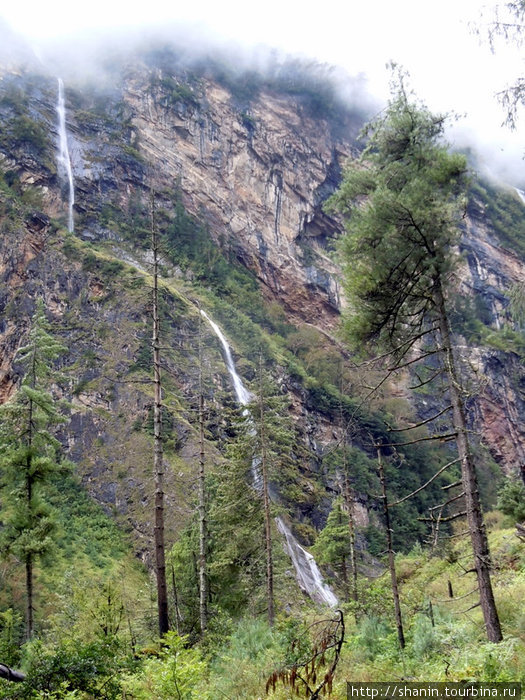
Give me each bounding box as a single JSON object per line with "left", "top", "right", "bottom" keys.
{"left": 1, "top": 0, "right": 525, "bottom": 186}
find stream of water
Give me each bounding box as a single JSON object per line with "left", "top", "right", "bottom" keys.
{"left": 515, "top": 188, "right": 525, "bottom": 205}
{"left": 200, "top": 310, "right": 338, "bottom": 607}
{"left": 56, "top": 78, "right": 75, "bottom": 232}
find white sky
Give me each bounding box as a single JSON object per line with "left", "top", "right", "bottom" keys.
{"left": 2, "top": 0, "right": 525, "bottom": 182}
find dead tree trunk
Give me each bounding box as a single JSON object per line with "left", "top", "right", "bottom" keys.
{"left": 0, "top": 664, "right": 26, "bottom": 683}
{"left": 343, "top": 470, "right": 358, "bottom": 604}
{"left": 377, "top": 448, "right": 405, "bottom": 649}
{"left": 258, "top": 356, "right": 274, "bottom": 627}
{"left": 434, "top": 281, "right": 502, "bottom": 643}
{"left": 151, "top": 194, "right": 169, "bottom": 638}
{"left": 197, "top": 313, "right": 208, "bottom": 636}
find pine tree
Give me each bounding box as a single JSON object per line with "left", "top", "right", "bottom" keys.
{"left": 207, "top": 361, "right": 295, "bottom": 621}
{"left": 0, "top": 299, "right": 67, "bottom": 639}
{"left": 312, "top": 499, "right": 352, "bottom": 600}
{"left": 327, "top": 71, "right": 503, "bottom": 643}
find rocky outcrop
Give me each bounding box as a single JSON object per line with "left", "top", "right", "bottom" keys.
{"left": 1, "top": 53, "right": 525, "bottom": 557}
{"left": 67, "top": 67, "right": 358, "bottom": 326}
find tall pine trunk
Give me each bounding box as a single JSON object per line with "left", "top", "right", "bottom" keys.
{"left": 258, "top": 357, "right": 274, "bottom": 626}
{"left": 434, "top": 281, "right": 502, "bottom": 643}
{"left": 378, "top": 448, "right": 405, "bottom": 649}
{"left": 25, "top": 391, "right": 34, "bottom": 640}
{"left": 151, "top": 196, "right": 169, "bottom": 637}
{"left": 198, "top": 314, "right": 208, "bottom": 635}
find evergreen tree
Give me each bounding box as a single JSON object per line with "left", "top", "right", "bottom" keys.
{"left": 312, "top": 499, "right": 352, "bottom": 600}
{"left": 0, "top": 299, "right": 68, "bottom": 639}
{"left": 327, "top": 72, "right": 503, "bottom": 643}
{"left": 207, "top": 405, "right": 265, "bottom": 615}
{"left": 207, "top": 363, "right": 295, "bottom": 621}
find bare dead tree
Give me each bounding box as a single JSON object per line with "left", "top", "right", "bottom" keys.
{"left": 151, "top": 191, "right": 169, "bottom": 637}
{"left": 377, "top": 448, "right": 405, "bottom": 650}
{"left": 197, "top": 311, "right": 208, "bottom": 635}
{"left": 266, "top": 610, "right": 345, "bottom": 699}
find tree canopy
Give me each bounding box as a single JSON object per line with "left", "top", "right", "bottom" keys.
{"left": 326, "top": 74, "right": 468, "bottom": 354}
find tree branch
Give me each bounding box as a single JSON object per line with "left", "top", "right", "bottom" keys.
{"left": 387, "top": 405, "right": 453, "bottom": 432}
{"left": 388, "top": 458, "right": 460, "bottom": 507}
{"left": 0, "top": 664, "right": 26, "bottom": 683}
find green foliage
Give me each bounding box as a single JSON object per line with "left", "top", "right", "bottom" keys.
{"left": 354, "top": 615, "right": 393, "bottom": 660}
{"left": 152, "top": 73, "right": 201, "bottom": 107}
{"left": 312, "top": 498, "right": 351, "bottom": 583}
{"left": 326, "top": 71, "right": 467, "bottom": 352}
{"left": 206, "top": 408, "right": 266, "bottom": 615}
{"left": 0, "top": 609, "right": 24, "bottom": 667}
{"left": 470, "top": 178, "right": 525, "bottom": 258}
{"left": 21, "top": 637, "right": 129, "bottom": 699}
{"left": 7, "top": 114, "right": 48, "bottom": 153}
{"left": 410, "top": 613, "right": 441, "bottom": 660}
{"left": 497, "top": 478, "right": 525, "bottom": 522}
{"left": 509, "top": 281, "right": 525, "bottom": 329}
{"left": 121, "top": 632, "right": 206, "bottom": 699}
{"left": 0, "top": 300, "right": 69, "bottom": 634}
{"left": 205, "top": 618, "right": 282, "bottom": 700}
{"left": 0, "top": 77, "right": 51, "bottom": 161}
{"left": 82, "top": 251, "right": 124, "bottom": 278}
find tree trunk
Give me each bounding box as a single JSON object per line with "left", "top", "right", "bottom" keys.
{"left": 343, "top": 472, "right": 358, "bottom": 604}
{"left": 25, "top": 553, "right": 33, "bottom": 641}
{"left": 151, "top": 195, "right": 169, "bottom": 638}
{"left": 339, "top": 370, "right": 358, "bottom": 604}
{"left": 197, "top": 313, "right": 208, "bottom": 636}
{"left": 25, "top": 445, "right": 34, "bottom": 640}
{"left": 377, "top": 448, "right": 405, "bottom": 649}
{"left": 0, "top": 664, "right": 26, "bottom": 683}
{"left": 259, "top": 357, "right": 274, "bottom": 626}
{"left": 434, "top": 281, "right": 502, "bottom": 643}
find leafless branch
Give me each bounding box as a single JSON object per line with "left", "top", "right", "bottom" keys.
{"left": 387, "top": 405, "right": 453, "bottom": 432}
{"left": 388, "top": 458, "right": 460, "bottom": 507}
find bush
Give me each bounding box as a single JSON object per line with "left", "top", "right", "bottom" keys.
{"left": 21, "top": 638, "right": 127, "bottom": 699}
{"left": 497, "top": 478, "right": 525, "bottom": 522}
{"left": 121, "top": 632, "right": 206, "bottom": 699}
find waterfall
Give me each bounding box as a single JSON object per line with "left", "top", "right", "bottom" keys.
{"left": 276, "top": 517, "right": 338, "bottom": 607}
{"left": 515, "top": 188, "right": 525, "bottom": 205}
{"left": 200, "top": 311, "right": 252, "bottom": 405}
{"left": 56, "top": 78, "right": 75, "bottom": 232}
{"left": 200, "top": 309, "right": 338, "bottom": 607}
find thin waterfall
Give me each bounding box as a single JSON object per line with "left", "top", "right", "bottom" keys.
{"left": 200, "top": 309, "right": 338, "bottom": 607}
{"left": 276, "top": 517, "right": 338, "bottom": 607}
{"left": 200, "top": 311, "right": 252, "bottom": 405}
{"left": 515, "top": 188, "right": 525, "bottom": 205}
{"left": 56, "top": 78, "right": 75, "bottom": 232}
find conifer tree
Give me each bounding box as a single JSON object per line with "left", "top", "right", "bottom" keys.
{"left": 208, "top": 361, "right": 294, "bottom": 621}
{"left": 312, "top": 498, "right": 352, "bottom": 600}
{"left": 0, "top": 299, "right": 67, "bottom": 639}
{"left": 327, "top": 72, "right": 503, "bottom": 643}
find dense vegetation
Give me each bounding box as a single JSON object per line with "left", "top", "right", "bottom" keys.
{"left": 0, "top": 52, "right": 523, "bottom": 698}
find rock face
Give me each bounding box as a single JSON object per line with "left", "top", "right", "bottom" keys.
{"left": 68, "top": 67, "right": 358, "bottom": 326}
{"left": 459, "top": 204, "right": 525, "bottom": 474}
{"left": 1, "top": 52, "right": 525, "bottom": 559}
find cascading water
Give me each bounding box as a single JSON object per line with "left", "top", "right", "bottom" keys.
{"left": 56, "top": 78, "right": 75, "bottom": 232}
{"left": 515, "top": 188, "right": 525, "bottom": 205}
{"left": 276, "top": 517, "right": 338, "bottom": 606}
{"left": 200, "top": 311, "right": 252, "bottom": 406}
{"left": 200, "top": 309, "right": 338, "bottom": 607}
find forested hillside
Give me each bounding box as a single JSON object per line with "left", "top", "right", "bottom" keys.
{"left": 0, "top": 34, "right": 523, "bottom": 698}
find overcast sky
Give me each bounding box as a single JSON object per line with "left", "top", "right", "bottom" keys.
{"left": 2, "top": 0, "right": 525, "bottom": 183}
